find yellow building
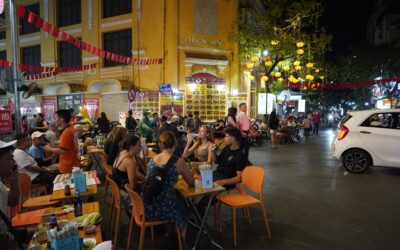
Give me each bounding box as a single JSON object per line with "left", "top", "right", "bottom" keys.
{"left": 0, "top": 0, "right": 244, "bottom": 122}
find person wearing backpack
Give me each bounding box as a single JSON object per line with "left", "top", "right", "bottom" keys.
{"left": 125, "top": 110, "right": 137, "bottom": 132}
{"left": 143, "top": 131, "right": 194, "bottom": 243}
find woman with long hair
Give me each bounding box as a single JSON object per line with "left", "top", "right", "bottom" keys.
{"left": 145, "top": 131, "right": 194, "bottom": 242}
{"left": 183, "top": 125, "right": 215, "bottom": 169}
{"left": 225, "top": 107, "right": 238, "bottom": 128}
{"left": 104, "top": 126, "right": 128, "bottom": 165}
{"left": 268, "top": 110, "right": 279, "bottom": 148}
{"left": 112, "top": 133, "right": 146, "bottom": 206}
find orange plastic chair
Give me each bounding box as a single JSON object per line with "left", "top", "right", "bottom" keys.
{"left": 217, "top": 166, "right": 272, "bottom": 247}
{"left": 18, "top": 173, "right": 59, "bottom": 213}
{"left": 103, "top": 163, "right": 113, "bottom": 206}
{"left": 124, "top": 184, "right": 182, "bottom": 250}
{"left": 107, "top": 176, "right": 131, "bottom": 245}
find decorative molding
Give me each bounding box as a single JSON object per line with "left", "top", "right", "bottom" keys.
{"left": 64, "top": 28, "right": 82, "bottom": 34}
{"left": 20, "top": 35, "right": 41, "bottom": 44}
{"left": 83, "top": 56, "right": 99, "bottom": 62}
{"left": 131, "top": 49, "right": 145, "bottom": 55}
{"left": 178, "top": 45, "right": 231, "bottom": 54}
{"left": 0, "top": 42, "right": 6, "bottom": 47}
{"left": 41, "top": 62, "right": 56, "bottom": 67}
{"left": 88, "top": 0, "right": 93, "bottom": 30}
{"left": 101, "top": 19, "right": 132, "bottom": 28}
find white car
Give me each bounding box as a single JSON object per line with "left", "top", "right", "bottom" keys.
{"left": 331, "top": 109, "right": 400, "bottom": 173}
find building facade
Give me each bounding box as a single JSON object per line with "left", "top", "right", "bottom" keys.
{"left": 0, "top": 0, "right": 242, "bottom": 122}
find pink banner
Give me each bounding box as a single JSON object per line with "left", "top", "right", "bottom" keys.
{"left": 0, "top": 109, "right": 12, "bottom": 133}
{"left": 42, "top": 98, "right": 56, "bottom": 122}
{"left": 83, "top": 98, "right": 99, "bottom": 121}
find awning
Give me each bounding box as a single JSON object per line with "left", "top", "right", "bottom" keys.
{"left": 184, "top": 52, "right": 228, "bottom": 66}
{"left": 87, "top": 79, "right": 133, "bottom": 93}
{"left": 43, "top": 83, "right": 85, "bottom": 95}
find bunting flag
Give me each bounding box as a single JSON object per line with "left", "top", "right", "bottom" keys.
{"left": 16, "top": 5, "right": 164, "bottom": 66}
{"left": 287, "top": 76, "right": 400, "bottom": 90}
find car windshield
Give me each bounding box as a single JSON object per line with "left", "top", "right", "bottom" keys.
{"left": 339, "top": 114, "right": 352, "bottom": 127}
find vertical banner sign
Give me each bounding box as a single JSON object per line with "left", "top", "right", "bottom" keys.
{"left": 83, "top": 98, "right": 99, "bottom": 121}
{"left": 298, "top": 99, "right": 306, "bottom": 113}
{"left": 258, "top": 93, "right": 267, "bottom": 115}
{"left": 0, "top": 109, "right": 12, "bottom": 133}
{"left": 42, "top": 98, "right": 56, "bottom": 122}
{"left": 0, "top": 0, "right": 4, "bottom": 15}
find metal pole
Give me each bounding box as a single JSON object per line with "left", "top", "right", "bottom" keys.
{"left": 9, "top": 0, "right": 21, "bottom": 133}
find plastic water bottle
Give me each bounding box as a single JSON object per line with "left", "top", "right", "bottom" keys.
{"left": 74, "top": 190, "right": 83, "bottom": 217}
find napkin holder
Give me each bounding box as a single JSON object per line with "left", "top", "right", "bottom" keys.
{"left": 200, "top": 170, "right": 213, "bottom": 189}
{"left": 73, "top": 172, "right": 87, "bottom": 193}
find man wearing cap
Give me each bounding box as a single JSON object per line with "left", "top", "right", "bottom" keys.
{"left": 28, "top": 131, "right": 54, "bottom": 168}
{"left": 44, "top": 109, "right": 80, "bottom": 174}
{"left": 139, "top": 110, "right": 154, "bottom": 142}
{"left": 13, "top": 133, "right": 55, "bottom": 193}
{"left": 0, "top": 140, "right": 28, "bottom": 248}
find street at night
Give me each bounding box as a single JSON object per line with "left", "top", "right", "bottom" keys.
{"left": 0, "top": 0, "right": 399, "bottom": 249}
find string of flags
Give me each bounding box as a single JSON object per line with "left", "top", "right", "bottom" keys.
{"left": 16, "top": 5, "right": 163, "bottom": 66}
{"left": 286, "top": 76, "right": 400, "bottom": 90}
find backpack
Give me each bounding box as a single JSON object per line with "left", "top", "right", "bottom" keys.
{"left": 142, "top": 154, "right": 178, "bottom": 201}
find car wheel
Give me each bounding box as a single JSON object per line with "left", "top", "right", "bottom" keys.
{"left": 342, "top": 149, "right": 372, "bottom": 173}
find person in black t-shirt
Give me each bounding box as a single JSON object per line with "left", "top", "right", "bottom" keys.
{"left": 213, "top": 126, "right": 248, "bottom": 189}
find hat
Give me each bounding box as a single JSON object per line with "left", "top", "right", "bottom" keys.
{"left": 31, "top": 131, "right": 44, "bottom": 139}
{"left": 0, "top": 140, "right": 16, "bottom": 149}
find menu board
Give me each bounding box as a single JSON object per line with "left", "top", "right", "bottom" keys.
{"left": 185, "top": 83, "right": 226, "bottom": 122}
{"left": 129, "top": 91, "right": 159, "bottom": 119}
{"left": 159, "top": 91, "right": 184, "bottom": 116}
{"left": 57, "top": 95, "right": 82, "bottom": 115}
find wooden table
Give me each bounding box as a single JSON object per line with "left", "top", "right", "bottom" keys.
{"left": 50, "top": 184, "right": 98, "bottom": 201}
{"left": 175, "top": 176, "right": 225, "bottom": 249}
{"left": 28, "top": 202, "right": 102, "bottom": 248}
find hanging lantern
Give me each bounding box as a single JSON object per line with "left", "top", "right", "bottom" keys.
{"left": 251, "top": 56, "right": 259, "bottom": 63}
{"left": 271, "top": 40, "right": 279, "bottom": 45}
{"left": 246, "top": 63, "right": 254, "bottom": 69}
{"left": 261, "top": 76, "right": 269, "bottom": 82}
{"left": 297, "top": 49, "right": 305, "bottom": 55}
{"left": 293, "top": 61, "right": 301, "bottom": 66}
{"left": 315, "top": 68, "right": 320, "bottom": 73}
{"left": 306, "top": 62, "right": 314, "bottom": 68}
{"left": 295, "top": 65, "right": 302, "bottom": 71}
{"left": 296, "top": 41, "right": 304, "bottom": 48}
{"left": 263, "top": 56, "right": 271, "bottom": 62}
{"left": 249, "top": 75, "right": 255, "bottom": 81}
{"left": 306, "top": 74, "right": 314, "bottom": 81}
{"left": 283, "top": 66, "right": 290, "bottom": 71}
{"left": 278, "top": 61, "right": 285, "bottom": 66}
{"left": 278, "top": 77, "right": 284, "bottom": 82}
{"left": 274, "top": 72, "right": 282, "bottom": 78}
{"left": 265, "top": 61, "right": 273, "bottom": 67}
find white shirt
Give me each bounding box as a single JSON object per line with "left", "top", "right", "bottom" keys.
{"left": 13, "top": 148, "right": 39, "bottom": 181}
{"left": 45, "top": 130, "right": 58, "bottom": 145}
{"left": 0, "top": 181, "right": 9, "bottom": 235}
{"left": 237, "top": 111, "right": 250, "bottom": 131}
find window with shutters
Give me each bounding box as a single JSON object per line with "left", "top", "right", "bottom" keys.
{"left": 21, "top": 4, "right": 40, "bottom": 35}
{"left": 58, "top": 40, "right": 82, "bottom": 67}
{"left": 22, "top": 45, "right": 41, "bottom": 75}
{"left": 57, "top": 0, "right": 81, "bottom": 27}
{"left": 103, "top": 0, "right": 132, "bottom": 18}
{"left": 103, "top": 29, "right": 132, "bottom": 67}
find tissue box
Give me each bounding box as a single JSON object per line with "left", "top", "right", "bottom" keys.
{"left": 200, "top": 170, "right": 213, "bottom": 189}
{"left": 51, "top": 235, "right": 80, "bottom": 250}
{"left": 73, "top": 172, "right": 87, "bottom": 193}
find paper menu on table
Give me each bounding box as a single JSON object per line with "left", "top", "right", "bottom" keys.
{"left": 53, "top": 178, "right": 98, "bottom": 191}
